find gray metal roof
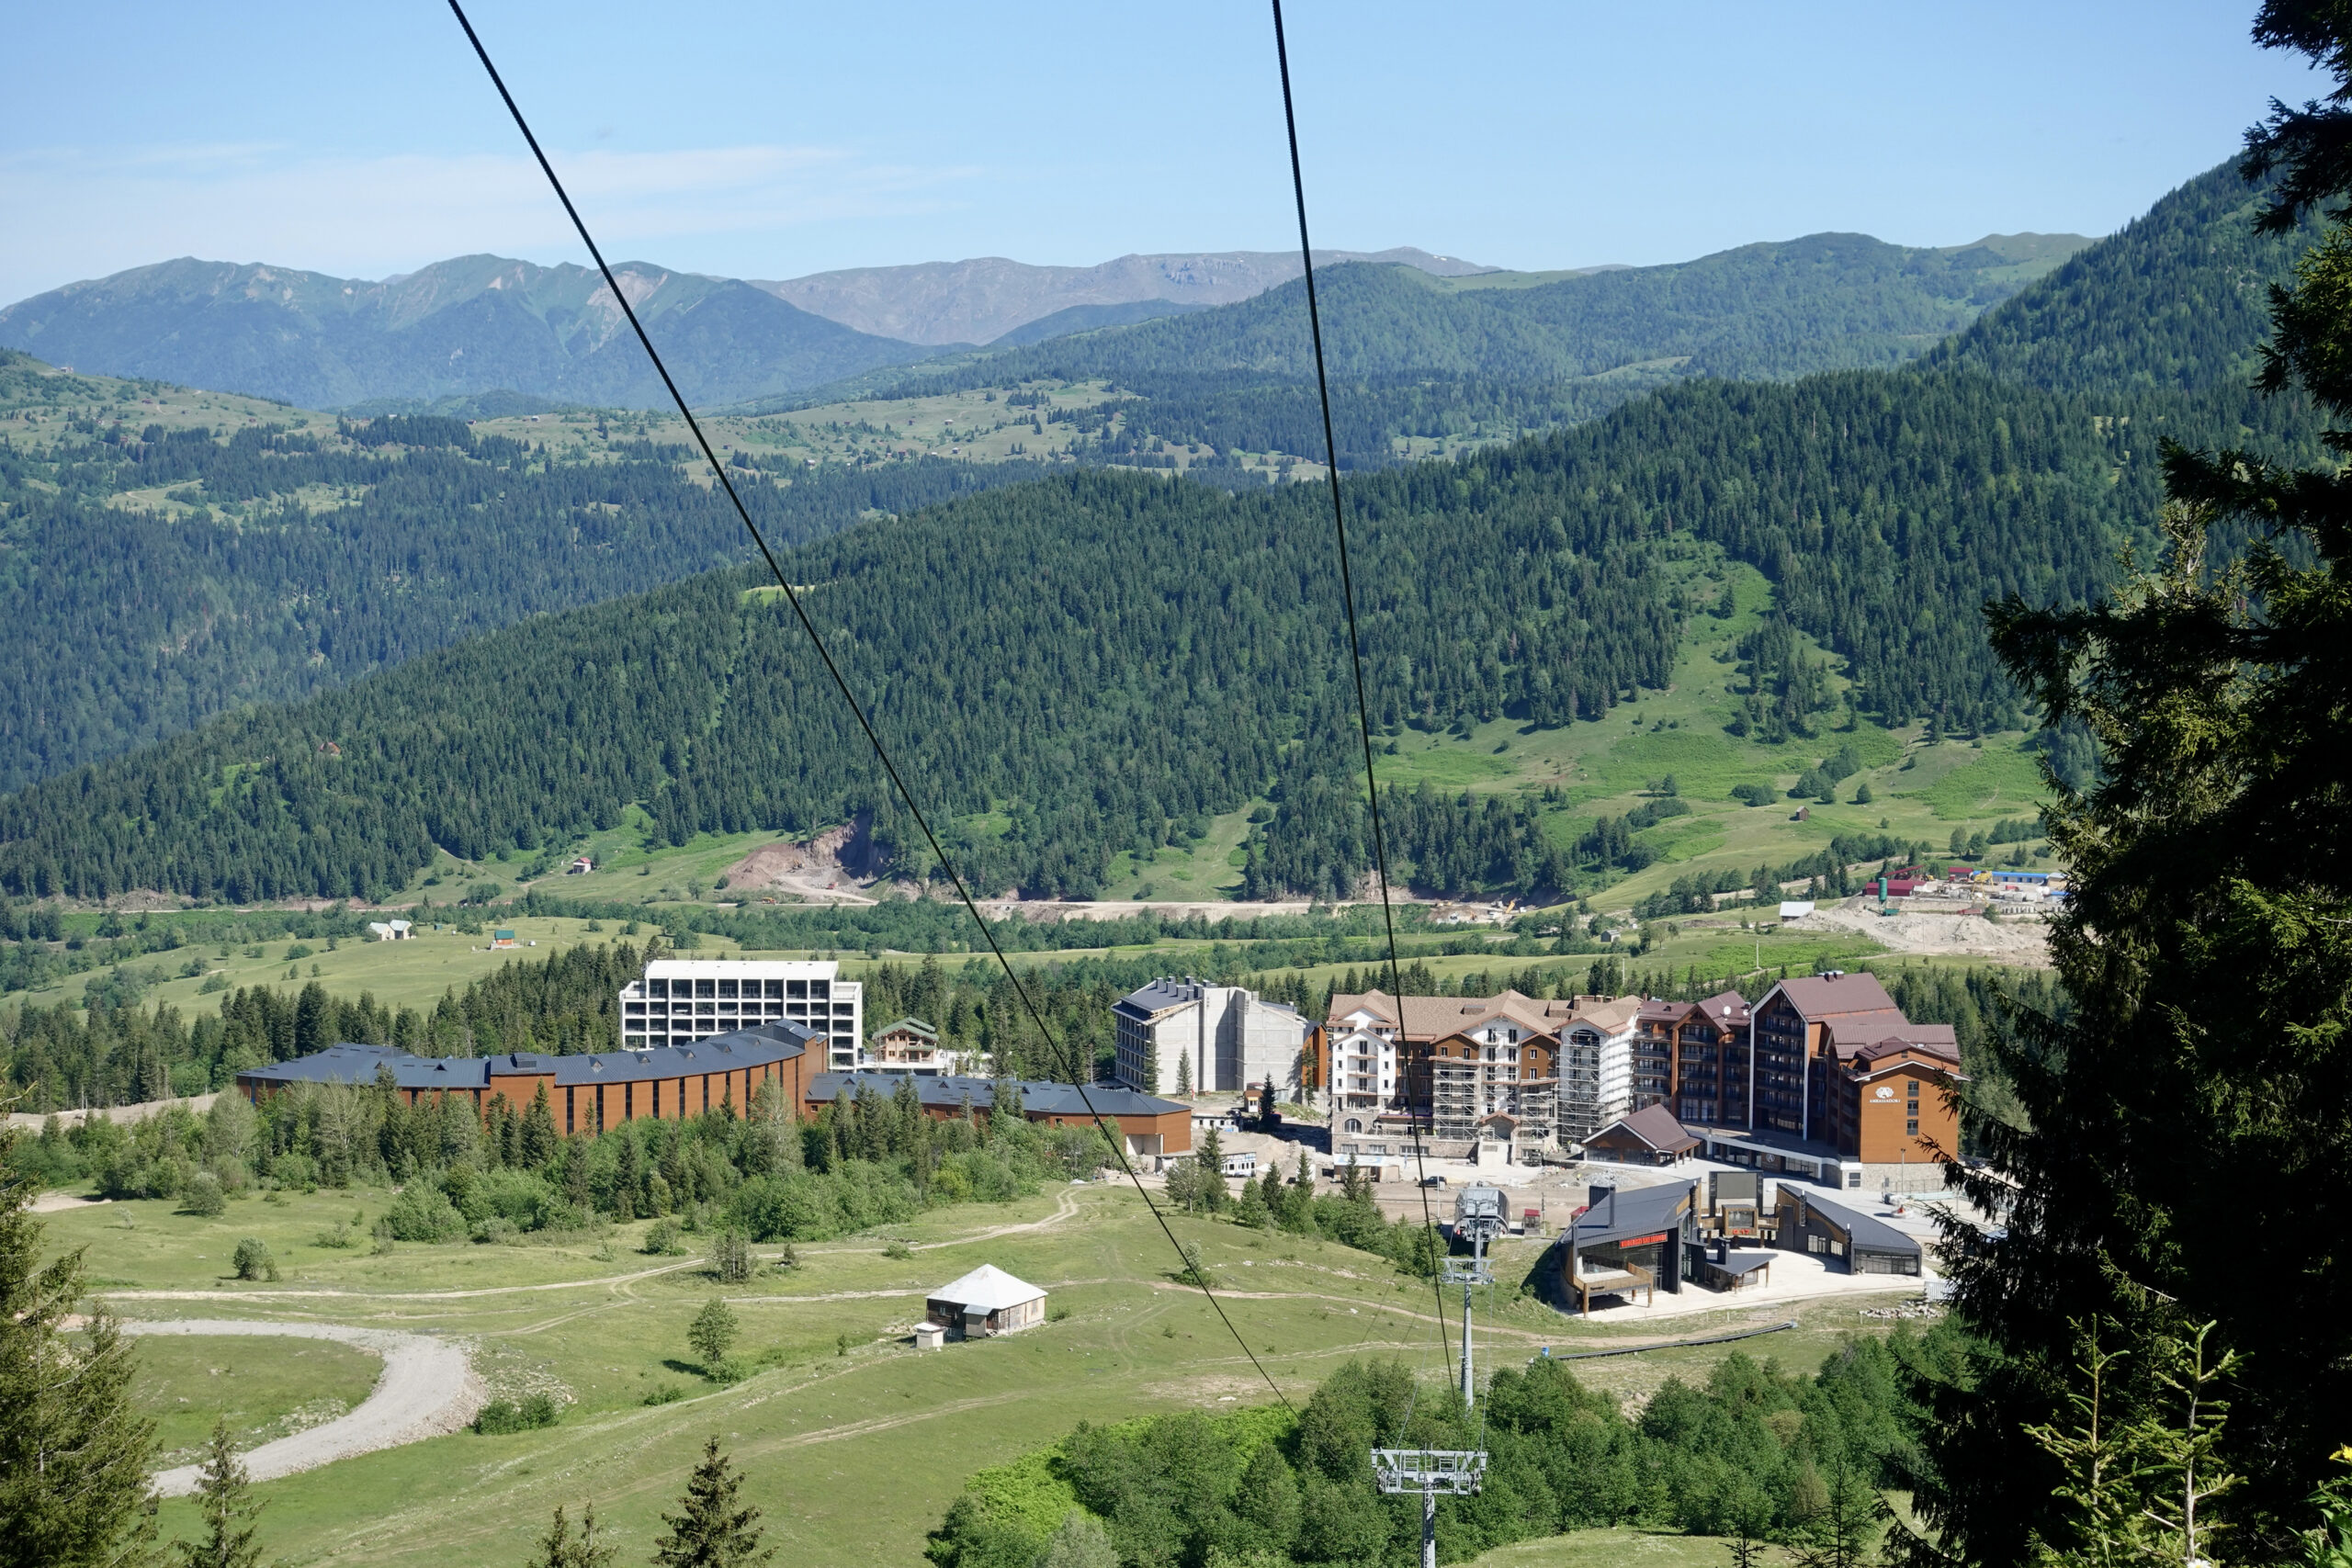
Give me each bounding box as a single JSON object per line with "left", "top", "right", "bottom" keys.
{"left": 237, "top": 1022, "right": 818, "bottom": 1092}
{"left": 806, "top": 1072, "right": 1186, "bottom": 1119}
{"left": 1796, "top": 1191, "right": 1923, "bottom": 1258}
{"left": 1569, "top": 1180, "right": 1695, "bottom": 1247}
{"left": 1114, "top": 978, "right": 1204, "bottom": 1020}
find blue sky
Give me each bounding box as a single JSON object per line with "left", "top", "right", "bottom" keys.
{"left": 0, "top": 2, "right": 2325, "bottom": 303}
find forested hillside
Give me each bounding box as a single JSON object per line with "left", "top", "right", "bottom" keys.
{"left": 0, "top": 364, "right": 2153, "bottom": 905}
{"left": 0, "top": 161, "right": 2320, "bottom": 905}
{"left": 811, "top": 231, "right": 2086, "bottom": 464}
{"left": 0, "top": 254, "right": 936, "bottom": 410}
{"left": 0, "top": 355, "right": 1035, "bottom": 787}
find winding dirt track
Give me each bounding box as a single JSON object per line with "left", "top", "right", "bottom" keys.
{"left": 126, "top": 1320, "right": 484, "bottom": 1497}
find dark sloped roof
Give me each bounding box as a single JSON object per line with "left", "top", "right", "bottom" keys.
{"left": 1570, "top": 1180, "right": 1695, "bottom": 1247}
{"left": 806, "top": 1073, "right": 1186, "bottom": 1119}
{"left": 1115, "top": 979, "right": 1204, "bottom": 1020}
{"left": 1587, "top": 1103, "right": 1700, "bottom": 1154}
{"left": 237, "top": 1022, "right": 817, "bottom": 1092}
{"left": 1798, "top": 1191, "right": 1923, "bottom": 1258}
{"left": 1770, "top": 973, "right": 1898, "bottom": 1021}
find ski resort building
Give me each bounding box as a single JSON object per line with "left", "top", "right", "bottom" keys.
{"left": 619, "top": 959, "right": 863, "bottom": 1070}
{"left": 1111, "top": 978, "right": 1310, "bottom": 1098}
{"left": 235, "top": 1023, "right": 820, "bottom": 1134}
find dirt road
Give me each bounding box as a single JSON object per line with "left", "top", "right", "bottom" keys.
{"left": 127, "top": 1320, "right": 483, "bottom": 1495}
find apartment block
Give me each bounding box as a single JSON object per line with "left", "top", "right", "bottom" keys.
{"left": 1112, "top": 978, "right": 1309, "bottom": 1097}
{"left": 620, "top": 958, "right": 863, "bottom": 1070}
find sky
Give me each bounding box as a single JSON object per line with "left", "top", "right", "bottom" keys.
{"left": 0, "top": 2, "right": 2328, "bottom": 305}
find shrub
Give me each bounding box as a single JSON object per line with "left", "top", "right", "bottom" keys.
{"left": 644, "top": 1217, "right": 683, "bottom": 1256}
{"left": 231, "top": 1237, "right": 278, "bottom": 1281}
{"left": 384, "top": 1183, "right": 467, "bottom": 1243}
{"left": 883, "top": 1239, "right": 913, "bottom": 1260}
{"left": 474, "top": 1393, "right": 560, "bottom": 1435}
{"left": 708, "top": 1229, "right": 752, "bottom": 1284}
{"left": 471, "top": 1216, "right": 521, "bottom": 1245}
{"left": 313, "top": 1221, "right": 354, "bottom": 1249}
{"left": 643, "top": 1383, "right": 687, "bottom": 1406}
{"left": 1732, "top": 783, "right": 1777, "bottom": 807}
{"left": 180, "top": 1171, "right": 227, "bottom": 1216}
{"left": 689, "top": 1297, "right": 740, "bottom": 1379}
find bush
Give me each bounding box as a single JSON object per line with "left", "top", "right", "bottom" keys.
{"left": 313, "top": 1220, "right": 354, "bottom": 1249}
{"left": 384, "top": 1183, "right": 467, "bottom": 1243}
{"left": 474, "top": 1393, "right": 560, "bottom": 1435}
{"left": 471, "top": 1216, "right": 521, "bottom": 1245}
{"left": 689, "top": 1297, "right": 740, "bottom": 1379}
{"left": 231, "top": 1237, "right": 278, "bottom": 1281}
{"left": 180, "top": 1171, "right": 226, "bottom": 1216}
{"left": 708, "top": 1229, "right": 752, "bottom": 1284}
{"left": 1732, "top": 783, "right": 1777, "bottom": 807}
{"left": 643, "top": 1217, "right": 683, "bottom": 1256}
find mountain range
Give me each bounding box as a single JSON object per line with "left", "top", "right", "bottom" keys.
{"left": 0, "top": 162, "right": 2321, "bottom": 906}
{"left": 0, "top": 232, "right": 2084, "bottom": 416}
{"left": 749, "top": 247, "right": 1499, "bottom": 345}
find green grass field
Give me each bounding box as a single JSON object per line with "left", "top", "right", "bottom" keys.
{"left": 38, "top": 1181, "right": 1923, "bottom": 1567}
{"left": 124, "top": 1333, "right": 381, "bottom": 1466}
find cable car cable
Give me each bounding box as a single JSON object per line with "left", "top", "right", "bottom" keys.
{"left": 1267, "top": 0, "right": 1458, "bottom": 1417}
{"left": 445, "top": 0, "right": 1292, "bottom": 1412}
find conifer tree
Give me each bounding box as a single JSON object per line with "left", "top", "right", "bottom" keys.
{"left": 175, "top": 1419, "right": 263, "bottom": 1568}
{"left": 1916, "top": 6, "right": 2352, "bottom": 1561}
{"left": 528, "top": 1504, "right": 615, "bottom": 1568}
{"left": 0, "top": 1128, "right": 156, "bottom": 1568}
{"left": 651, "top": 1438, "right": 773, "bottom": 1568}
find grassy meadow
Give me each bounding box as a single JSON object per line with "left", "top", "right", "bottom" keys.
{"left": 37, "top": 1179, "right": 1926, "bottom": 1567}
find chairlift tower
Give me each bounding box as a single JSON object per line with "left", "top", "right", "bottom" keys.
{"left": 1372, "top": 1448, "right": 1487, "bottom": 1568}
{"left": 1374, "top": 1184, "right": 1505, "bottom": 1568}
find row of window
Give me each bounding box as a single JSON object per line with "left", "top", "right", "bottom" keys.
{"left": 640, "top": 977, "right": 832, "bottom": 1000}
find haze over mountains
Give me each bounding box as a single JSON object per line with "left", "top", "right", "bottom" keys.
{"left": 751, "top": 247, "right": 1499, "bottom": 345}
{"left": 0, "top": 231, "right": 2085, "bottom": 415}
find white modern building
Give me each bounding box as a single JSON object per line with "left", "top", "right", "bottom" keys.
{"left": 619, "top": 959, "right": 863, "bottom": 1069}
{"left": 1112, "top": 978, "right": 1310, "bottom": 1097}
{"left": 1558, "top": 996, "right": 1641, "bottom": 1143}
{"left": 1327, "top": 997, "right": 1407, "bottom": 1126}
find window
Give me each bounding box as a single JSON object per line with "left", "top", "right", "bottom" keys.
{"left": 695, "top": 979, "right": 715, "bottom": 998}
{"left": 718, "top": 979, "right": 739, "bottom": 999}
{"left": 649, "top": 979, "right": 669, "bottom": 998}
{"left": 1906, "top": 1119, "right": 1919, "bottom": 1135}
{"left": 764, "top": 979, "right": 784, "bottom": 998}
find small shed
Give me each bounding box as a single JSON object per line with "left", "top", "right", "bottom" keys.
{"left": 367, "top": 919, "right": 413, "bottom": 942}
{"left": 1583, "top": 1104, "right": 1701, "bottom": 1166}
{"left": 925, "top": 1264, "right": 1047, "bottom": 1339}
{"left": 1779, "top": 900, "right": 1816, "bottom": 920}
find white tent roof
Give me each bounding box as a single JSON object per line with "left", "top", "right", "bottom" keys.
{"left": 1779, "top": 900, "right": 1815, "bottom": 919}
{"left": 927, "top": 1263, "right": 1046, "bottom": 1313}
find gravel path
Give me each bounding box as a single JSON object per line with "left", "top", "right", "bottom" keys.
{"left": 127, "top": 1320, "right": 484, "bottom": 1496}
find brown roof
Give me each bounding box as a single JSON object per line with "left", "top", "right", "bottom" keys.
{"left": 1587, "top": 1102, "right": 1701, "bottom": 1154}
{"left": 1849, "top": 1029, "right": 1962, "bottom": 1069}
{"left": 1329, "top": 989, "right": 1559, "bottom": 1042}
{"left": 1770, "top": 973, "right": 1899, "bottom": 1021}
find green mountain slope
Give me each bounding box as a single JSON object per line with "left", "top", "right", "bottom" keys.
{"left": 0, "top": 165, "right": 2317, "bottom": 906}
{"left": 0, "top": 255, "right": 937, "bottom": 410}
{"left": 794, "top": 231, "right": 2090, "bottom": 464}
{"left": 0, "top": 362, "right": 2156, "bottom": 906}
{"left": 0, "top": 353, "right": 1036, "bottom": 790}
